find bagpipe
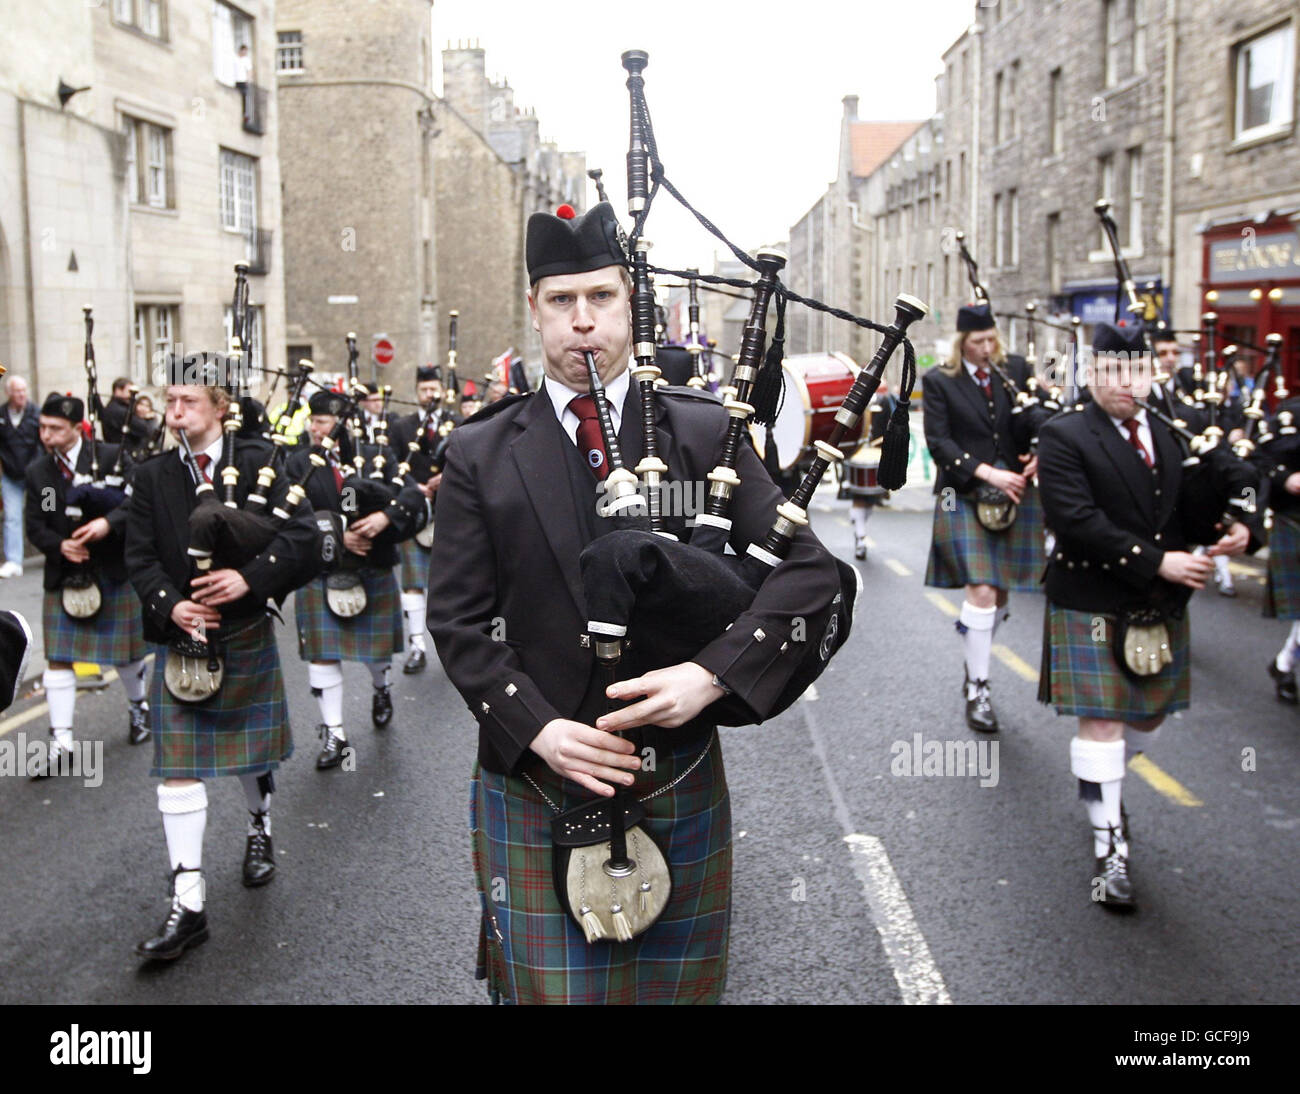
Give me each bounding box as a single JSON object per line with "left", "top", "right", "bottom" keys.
{"left": 60, "top": 306, "right": 130, "bottom": 620}
{"left": 553, "top": 50, "right": 925, "bottom": 945}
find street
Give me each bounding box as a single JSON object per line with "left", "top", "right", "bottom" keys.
{"left": 1, "top": 483, "right": 1297, "bottom": 1005}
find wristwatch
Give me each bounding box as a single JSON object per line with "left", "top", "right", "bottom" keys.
{"left": 711, "top": 673, "right": 733, "bottom": 696}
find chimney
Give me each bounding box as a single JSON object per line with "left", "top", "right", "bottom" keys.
{"left": 842, "top": 94, "right": 859, "bottom": 121}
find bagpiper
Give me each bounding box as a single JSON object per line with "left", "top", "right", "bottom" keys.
{"left": 124, "top": 358, "right": 318, "bottom": 960}
{"left": 1036, "top": 323, "right": 1251, "bottom": 908}
{"left": 25, "top": 392, "right": 151, "bottom": 769}
{"left": 387, "top": 364, "right": 453, "bottom": 674}
{"left": 288, "top": 389, "right": 428, "bottom": 770}
{"left": 1258, "top": 393, "right": 1300, "bottom": 704}
{"left": 923, "top": 302, "right": 1045, "bottom": 732}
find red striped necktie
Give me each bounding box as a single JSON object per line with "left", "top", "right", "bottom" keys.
{"left": 567, "top": 395, "right": 610, "bottom": 480}
{"left": 1124, "top": 419, "right": 1153, "bottom": 468}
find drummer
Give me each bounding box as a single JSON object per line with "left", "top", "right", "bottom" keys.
{"left": 839, "top": 385, "right": 897, "bottom": 560}
{"left": 922, "top": 303, "right": 1045, "bottom": 732}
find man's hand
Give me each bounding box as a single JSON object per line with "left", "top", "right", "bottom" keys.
{"left": 1157, "top": 550, "right": 1215, "bottom": 589}
{"left": 343, "top": 529, "right": 373, "bottom": 555}
{"left": 977, "top": 464, "right": 1027, "bottom": 504}
{"left": 1018, "top": 453, "right": 1039, "bottom": 480}
{"left": 530, "top": 718, "right": 642, "bottom": 798}
{"left": 169, "top": 599, "right": 222, "bottom": 641}
{"left": 70, "top": 517, "right": 111, "bottom": 545}
{"left": 1206, "top": 522, "right": 1250, "bottom": 558}
{"left": 417, "top": 472, "right": 443, "bottom": 499}
{"left": 596, "top": 662, "right": 726, "bottom": 733}
{"left": 1286, "top": 471, "right": 1300, "bottom": 496}
{"left": 190, "top": 568, "right": 251, "bottom": 607}
{"left": 350, "top": 510, "right": 392, "bottom": 539}
{"left": 59, "top": 538, "right": 89, "bottom": 564}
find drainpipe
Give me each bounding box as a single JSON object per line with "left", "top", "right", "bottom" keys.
{"left": 17, "top": 101, "right": 41, "bottom": 397}
{"left": 1161, "top": 0, "right": 1177, "bottom": 314}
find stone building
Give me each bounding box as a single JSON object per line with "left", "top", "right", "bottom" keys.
{"left": 0, "top": 0, "right": 285, "bottom": 401}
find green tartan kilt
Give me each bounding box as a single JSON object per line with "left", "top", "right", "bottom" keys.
{"left": 925, "top": 483, "right": 1044, "bottom": 592}
{"left": 399, "top": 537, "right": 431, "bottom": 592}
{"left": 470, "top": 732, "right": 732, "bottom": 1005}
{"left": 41, "top": 576, "right": 147, "bottom": 665}
{"left": 295, "top": 566, "right": 403, "bottom": 663}
{"left": 149, "top": 615, "right": 293, "bottom": 778}
{"left": 1040, "top": 604, "right": 1190, "bottom": 721}
{"left": 1265, "top": 515, "right": 1300, "bottom": 619}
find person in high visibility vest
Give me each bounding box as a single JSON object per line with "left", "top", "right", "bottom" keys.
{"left": 266, "top": 396, "right": 310, "bottom": 446}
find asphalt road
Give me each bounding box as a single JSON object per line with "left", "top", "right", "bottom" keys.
{"left": 1, "top": 486, "right": 1296, "bottom": 1004}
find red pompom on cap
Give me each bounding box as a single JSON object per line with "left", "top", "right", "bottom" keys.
{"left": 555, "top": 203, "right": 576, "bottom": 220}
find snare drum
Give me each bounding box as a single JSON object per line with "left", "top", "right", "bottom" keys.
{"left": 840, "top": 439, "right": 886, "bottom": 499}
{"left": 759, "top": 352, "right": 864, "bottom": 470}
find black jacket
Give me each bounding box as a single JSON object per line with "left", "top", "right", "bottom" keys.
{"left": 24, "top": 441, "right": 131, "bottom": 590}
{"left": 124, "top": 440, "right": 318, "bottom": 644}
{"left": 426, "top": 382, "right": 842, "bottom": 775}
{"left": 0, "top": 402, "right": 39, "bottom": 483}
{"left": 283, "top": 442, "right": 427, "bottom": 571}
{"left": 1037, "top": 401, "right": 1189, "bottom": 615}
{"left": 389, "top": 408, "right": 457, "bottom": 484}
{"left": 94, "top": 394, "right": 133, "bottom": 445}
{"left": 921, "top": 357, "right": 1031, "bottom": 496}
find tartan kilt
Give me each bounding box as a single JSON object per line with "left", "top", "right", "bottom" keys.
{"left": 41, "top": 576, "right": 147, "bottom": 665}
{"left": 1040, "top": 604, "right": 1190, "bottom": 721}
{"left": 149, "top": 615, "right": 293, "bottom": 778}
{"left": 1265, "top": 515, "right": 1300, "bottom": 619}
{"left": 399, "top": 536, "right": 431, "bottom": 592}
{"left": 470, "top": 732, "right": 732, "bottom": 1005}
{"left": 925, "top": 483, "right": 1044, "bottom": 592}
{"left": 295, "top": 566, "right": 403, "bottom": 663}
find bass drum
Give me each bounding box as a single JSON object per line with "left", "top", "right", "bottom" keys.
{"left": 755, "top": 352, "right": 865, "bottom": 471}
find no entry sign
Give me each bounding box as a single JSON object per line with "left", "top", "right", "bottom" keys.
{"left": 373, "top": 337, "right": 394, "bottom": 366}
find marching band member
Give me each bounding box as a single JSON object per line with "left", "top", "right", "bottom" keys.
{"left": 426, "top": 202, "right": 840, "bottom": 1004}
{"left": 387, "top": 365, "right": 451, "bottom": 674}
{"left": 1258, "top": 395, "right": 1300, "bottom": 704}
{"left": 288, "top": 390, "right": 426, "bottom": 769}
{"left": 1036, "top": 324, "right": 1249, "bottom": 908}
{"left": 25, "top": 393, "right": 151, "bottom": 767}
{"left": 125, "top": 361, "right": 317, "bottom": 960}
{"left": 923, "top": 303, "right": 1044, "bottom": 732}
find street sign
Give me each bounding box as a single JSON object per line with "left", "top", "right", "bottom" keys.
{"left": 373, "top": 337, "right": 394, "bottom": 367}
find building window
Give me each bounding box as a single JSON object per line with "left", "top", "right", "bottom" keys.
{"left": 1126, "top": 147, "right": 1143, "bottom": 251}
{"left": 213, "top": 1, "right": 254, "bottom": 88}
{"left": 1234, "top": 22, "right": 1295, "bottom": 141}
{"left": 1008, "top": 189, "right": 1019, "bottom": 267}
{"left": 919, "top": 196, "right": 930, "bottom": 227}
{"left": 1008, "top": 61, "right": 1019, "bottom": 138}
{"left": 122, "top": 116, "right": 173, "bottom": 208}
{"left": 1133, "top": 0, "right": 1148, "bottom": 75}
{"left": 276, "top": 30, "right": 303, "bottom": 73}
{"left": 1097, "top": 154, "right": 1115, "bottom": 251}
{"left": 219, "top": 149, "right": 257, "bottom": 232}
{"left": 1104, "top": 0, "right": 1121, "bottom": 87}
{"left": 135, "top": 305, "right": 179, "bottom": 379}
{"left": 959, "top": 151, "right": 967, "bottom": 197}
{"left": 944, "top": 254, "right": 951, "bottom": 296}
{"left": 994, "top": 70, "right": 1005, "bottom": 141}
{"left": 1046, "top": 213, "right": 1061, "bottom": 293}
{"left": 112, "top": 0, "right": 167, "bottom": 40}
{"left": 961, "top": 49, "right": 970, "bottom": 98}
{"left": 1048, "top": 68, "right": 1064, "bottom": 154}
{"left": 223, "top": 305, "right": 263, "bottom": 374}
{"left": 994, "top": 192, "right": 1005, "bottom": 265}
{"left": 926, "top": 263, "right": 935, "bottom": 309}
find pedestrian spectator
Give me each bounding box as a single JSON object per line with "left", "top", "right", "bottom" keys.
{"left": 234, "top": 44, "right": 252, "bottom": 123}
{"left": 0, "top": 374, "right": 39, "bottom": 578}
{"left": 96, "top": 377, "right": 134, "bottom": 444}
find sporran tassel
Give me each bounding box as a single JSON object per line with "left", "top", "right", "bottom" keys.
{"left": 639, "top": 881, "right": 652, "bottom": 913}
{"left": 580, "top": 905, "right": 606, "bottom": 943}
{"left": 611, "top": 904, "right": 634, "bottom": 942}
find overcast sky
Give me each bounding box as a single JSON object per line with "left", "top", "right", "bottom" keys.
{"left": 431, "top": 0, "right": 977, "bottom": 271}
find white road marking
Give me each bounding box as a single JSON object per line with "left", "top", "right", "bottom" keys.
{"left": 801, "top": 704, "right": 951, "bottom": 1004}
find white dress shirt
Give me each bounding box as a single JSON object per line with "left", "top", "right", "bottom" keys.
{"left": 177, "top": 434, "right": 226, "bottom": 482}
{"left": 1108, "top": 407, "right": 1156, "bottom": 467}
{"left": 543, "top": 367, "right": 630, "bottom": 448}
{"left": 58, "top": 436, "right": 83, "bottom": 477}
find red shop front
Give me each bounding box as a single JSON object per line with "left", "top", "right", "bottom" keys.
{"left": 1202, "top": 215, "right": 1300, "bottom": 387}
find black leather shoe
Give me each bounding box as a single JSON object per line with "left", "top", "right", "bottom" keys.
{"left": 242, "top": 812, "right": 275, "bottom": 887}
{"left": 964, "top": 679, "right": 999, "bottom": 733}
{"left": 135, "top": 871, "right": 209, "bottom": 960}
{"left": 1092, "top": 832, "right": 1135, "bottom": 909}
{"left": 372, "top": 685, "right": 393, "bottom": 728}
{"left": 854, "top": 537, "right": 867, "bottom": 561}
{"left": 128, "top": 700, "right": 151, "bottom": 745}
{"left": 316, "top": 725, "right": 348, "bottom": 770}
{"left": 1267, "top": 658, "right": 1298, "bottom": 704}
{"left": 403, "top": 647, "right": 427, "bottom": 674}
{"left": 30, "top": 734, "right": 73, "bottom": 780}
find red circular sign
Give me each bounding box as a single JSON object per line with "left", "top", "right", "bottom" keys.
{"left": 373, "top": 338, "right": 394, "bottom": 366}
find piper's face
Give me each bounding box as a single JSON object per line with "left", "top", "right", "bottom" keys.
{"left": 1091, "top": 352, "right": 1154, "bottom": 419}
{"left": 308, "top": 413, "right": 337, "bottom": 445}
{"left": 165, "top": 385, "right": 225, "bottom": 444}
{"left": 39, "top": 415, "right": 79, "bottom": 453}
{"left": 964, "top": 329, "right": 997, "bottom": 366}
{"left": 1153, "top": 340, "right": 1181, "bottom": 374}
{"left": 416, "top": 380, "right": 442, "bottom": 408}
{"left": 528, "top": 265, "right": 632, "bottom": 393}
{"left": 363, "top": 394, "right": 383, "bottom": 415}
